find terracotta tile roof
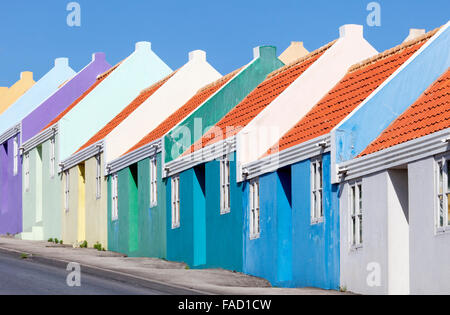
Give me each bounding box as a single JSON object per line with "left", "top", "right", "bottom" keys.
{"left": 264, "top": 28, "right": 439, "bottom": 157}
{"left": 76, "top": 71, "right": 177, "bottom": 153}
{"left": 187, "top": 41, "right": 335, "bottom": 154}
{"left": 42, "top": 62, "right": 121, "bottom": 131}
{"left": 124, "top": 69, "right": 241, "bottom": 155}
{"left": 358, "top": 68, "right": 450, "bottom": 157}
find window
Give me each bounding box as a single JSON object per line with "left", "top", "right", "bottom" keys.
{"left": 111, "top": 174, "right": 118, "bottom": 221}
{"left": 49, "top": 137, "right": 55, "bottom": 178}
{"left": 311, "top": 158, "right": 323, "bottom": 224}
{"left": 249, "top": 178, "right": 260, "bottom": 239}
{"left": 24, "top": 152, "right": 30, "bottom": 192}
{"left": 64, "top": 171, "right": 70, "bottom": 212}
{"left": 150, "top": 158, "right": 157, "bottom": 206}
{"left": 349, "top": 182, "right": 363, "bottom": 248}
{"left": 437, "top": 158, "right": 450, "bottom": 231}
{"left": 171, "top": 175, "right": 180, "bottom": 229}
{"left": 95, "top": 155, "right": 101, "bottom": 199}
{"left": 13, "top": 136, "right": 18, "bottom": 176}
{"left": 220, "top": 157, "right": 230, "bottom": 214}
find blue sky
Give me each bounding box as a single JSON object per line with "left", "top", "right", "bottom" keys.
{"left": 0, "top": 0, "right": 448, "bottom": 86}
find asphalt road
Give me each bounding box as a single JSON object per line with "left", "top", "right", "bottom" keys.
{"left": 0, "top": 252, "right": 192, "bottom": 295}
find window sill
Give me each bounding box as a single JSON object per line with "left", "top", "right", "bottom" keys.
{"left": 220, "top": 208, "right": 231, "bottom": 215}
{"left": 311, "top": 217, "right": 324, "bottom": 225}
{"left": 250, "top": 234, "right": 260, "bottom": 240}
{"left": 150, "top": 202, "right": 158, "bottom": 208}
{"left": 436, "top": 227, "right": 450, "bottom": 235}
{"left": 172, "top": 224, "right": 180, "bottom": 230}
{"left": 350, "top": 244, "right": 363, "bottom": 252}
{"left": 111, "top": 217, "right": 118, "bottom": 222}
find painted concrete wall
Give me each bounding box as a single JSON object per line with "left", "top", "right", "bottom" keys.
{"left": 107, "top": 152, "right": 167, "bottom": 257}
{"left": 22, "top": 136, "right": 61, "bottom": 240}
{"left": 104, "top": 50, "right": 222, "bottom": 163}
{"left": 204, "top": 152, "right": 244, "bottom": 271}
{"left": 243, "top": 153, "right": 339, "bottom": 289}
{"left": 84, "top": 155, "right": 108, "bottom": 248}
{"left": 59, "top": 42, "right": 172, "bottom": 162}
{"left": 340, "top": 171, "right": 389, "bottom": 295}
{"left": 21, "top": 53, "right": 111, "bottom": 143}
{"left": 408, "top": 157, "right": 450, "bottom": 294}
{"left": 0, "top": 71, "right": 35, "bottom": 114}
{"left": 107, "top": 166, "right": 139, "bottom": 255}
{"left": 0, "top": 58, "right": 76, "bottom": 135}
{"left": 62, "top": 164, "right": 80, "bottom": 244}
{"left": 334, "top": 23, "right": 450, "bottom": 164}
{"left": 238, "top": 25, "right": 378, "bottom": 168}
{"left": 0, "top": 136, "right": 22, "bottom": 235}
{"left": 63, "top": 155, "right": 107, "bottom": 247}
{"left": 164, "top": 46, "right": 284, "bottom": 163}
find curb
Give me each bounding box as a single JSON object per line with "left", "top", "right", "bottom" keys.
{"left": 0, "top": 246, "right": 210, "bottom": 295}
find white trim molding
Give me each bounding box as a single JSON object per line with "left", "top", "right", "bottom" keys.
{"left": 60, "top": 140, "right": 104, "bottom": 173}
{"left": 106, "top": 138, "right": 162, "bottom": 176}
{"left": 21, "top": 124, "right": 58, "bottom": 154}
{"left": 338, "top": 128, "right": 450, "bottom": 181}
{"left": 242, "top": 134, "right": 331, "bottom": 181}
{"left": 0, "top": 123, "right": 21, "bottom": 145}
{"left": 163, "top": 137, "right": 236, "bottom": 178}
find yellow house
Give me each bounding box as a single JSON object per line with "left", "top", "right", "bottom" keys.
{"left": 0, "top": 71, "right": 35, "bottom": 114}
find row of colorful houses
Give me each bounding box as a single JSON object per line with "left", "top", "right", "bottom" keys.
{"left": 0, "top": 23, "right": 449, "bottom": 294}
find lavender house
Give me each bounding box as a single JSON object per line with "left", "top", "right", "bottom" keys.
{"left": 0, "top": 54, "right": 110, "bottom": 236}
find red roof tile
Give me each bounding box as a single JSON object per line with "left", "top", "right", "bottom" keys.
{"left": 358, "top": 69, "right": 450, "bottom": 157}
{"left": 76, "top": 71, "right": 177, "bottom": 153}
{"left": 123, "top": 68, "right": 241, "bottom": 155}
{"left": 186, "top": 41, "right": 335, "bottom": 154}
{"left": 264, "top": 28, "right": 439, "bottom": 157}
{"left": 42, "top": 62, "right": 121, "bottom": 131}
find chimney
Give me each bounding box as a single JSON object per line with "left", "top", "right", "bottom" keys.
{"left": 278, "top": 41, "right": 309, "bottom": 65}
{"left": 55, "top": 58, "right": 69, "bottom": 68}
{"left": 135, "top": 41, "right": 152, "bottom": 52}
{"left": 253, "top": 46, "right": 277, "bottom": 60}
{"left": 189, "top": 50, "right": 206, "bottom": 62}
{"left": 339, "top": 24, "right": 364, "bottom": 39}
{"left": 403, "top": 29, "right": 426, "bottom": 43}
{"left": 92, "top": 52, "right": 106, "bottom": 62}
{"left": 20, "top": 71, "right": 33, "bottom": 81}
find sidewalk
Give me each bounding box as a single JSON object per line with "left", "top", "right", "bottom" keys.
{"left": 0, "top": 236, "right": 345, "bottom": 295}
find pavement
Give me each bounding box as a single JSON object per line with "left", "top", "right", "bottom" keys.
{"left": 0, "top": 236, "right": 345, "bottom": 295}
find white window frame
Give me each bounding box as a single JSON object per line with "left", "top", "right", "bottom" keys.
{"left": 49, "top": 137, "right": 55, "bottom": 178}
{"left": 436, "top": 156, "right": 450, "bottom": 233}
{"left": 64, "top": 170, "right": 70, "bottom": 212}
{"left": 311, "top": 157, "right": 324, "bottom": 224}
{"left": 95, "top": 154, "right": 101, "bottom": 199}
{"left": 349, "top": 181, "right": 363, "bottom": 249}
{"left": 13, "top": 136, "right": 18, "bottom": 176}
{"left": 150, "top": 157, "right": 158, "bottom": 207}
{"left": 24, "top": 152, "right": 30, "bottom": 192}
{"left": 220, "top": 157, "right": 231, "bottom": 214}
{"left": 111, "top": 174, "right": 118, "bottom": 221}
{"left": 249, "top": 178, "right": 260, "bottom": 240}
{"left": 171, "top": 175, "right": 180, "bottom": 229}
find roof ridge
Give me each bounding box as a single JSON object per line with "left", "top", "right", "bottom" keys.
{"left": 139, "top": 70, "right": 178, "bottom": 94}
{"left": 196, "top": 68, "right": 242, "bottom": 94}
{"left": 267, "top": 40, "right": 337, "bottom": 79}
{"left": 97, "top": 60, "right": 123, "bottom": 80}
{"left": 349, "top": 27, "right": 441, "bottom": 73}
